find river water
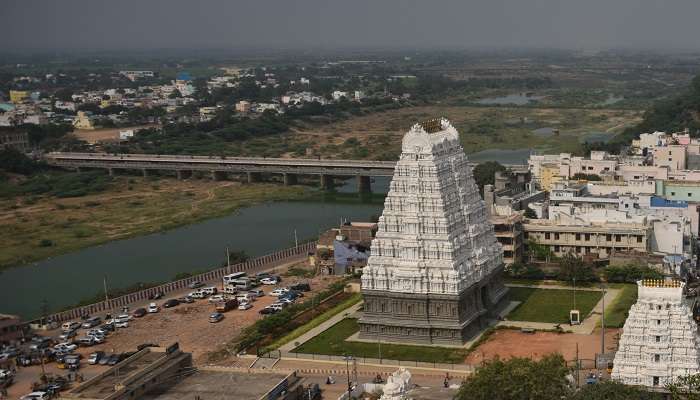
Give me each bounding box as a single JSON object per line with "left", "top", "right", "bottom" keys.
{"left": 1, "top": 188, "right": 385, "bottom": 319}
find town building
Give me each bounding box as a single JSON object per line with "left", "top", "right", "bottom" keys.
{"left": 235, "top": 100, "right": 251, "bottom": 113}
{"left": 73, "top": 111, "right": 95, "bottom": 130}
{"left": 359, "top": 118, "right": 507, "bottom": 345}
{"left": 0, "top": 131, "right": 29, "bottom": 152}
{"left": 314, "top": 222, "right": 376, "bottom": 275}
{"left": 612, "top": 280, "right": 700, "bottom": 389}
{"left": 0, "top": 314, "right": 23, "bottom": 343}
{"left": 9, "top": 90, "right": 29, "bottom": 103}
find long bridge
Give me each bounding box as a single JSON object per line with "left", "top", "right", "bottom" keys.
{"left": 44, "top": 152, "right": 527, "bottom": 192}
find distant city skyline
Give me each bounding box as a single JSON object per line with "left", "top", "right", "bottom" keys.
{"left": 4, "top": 0, "right": 700, "bottom": 52}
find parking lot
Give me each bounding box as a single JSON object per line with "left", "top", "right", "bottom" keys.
{"left": 2, "top": 262, "right": 344, "bottom": 399}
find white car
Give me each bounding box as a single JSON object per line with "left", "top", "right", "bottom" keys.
{"left": 208, "top": 294, "right": 227, "bottom": 304}
{"left": 260, "top": 277, "right": 278, "bottom": 285}
{"left": 278, "top": 298, "right": 294, "bottom": 305}
{"left": 116, "top": 314, "right": 133, "bottom": 321}
{"left": 20, "top": 391, "right": 50, "bottom": 400}
{"left": 270, "top": 288, "right": 289, "bottom": 297}
{"left": 115, "top": 321, "right": 129, "bottom": 328}
{"left": 189, "top": 291, "right": 206, "bottom": 299}
{"left": 54, "top": 342, "right": 77, "bottom": 352}
{"left": 147, "top": 303, "right": 160, "bottom": 313}
{"left": 0, "top": 369, "right": 14, "bottom": 380}
{"left": 238, "top": 302, "right": 253, "bottom": 310}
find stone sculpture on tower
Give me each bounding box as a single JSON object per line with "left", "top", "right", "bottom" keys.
{"left": 359, "top": 118, "right": 507, "bottom": 345}
{"left": 612, "top": 279, "right": 700, "bottom": 388}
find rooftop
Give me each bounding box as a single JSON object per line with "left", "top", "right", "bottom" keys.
{"left": 141, "top": 368, "right": 293, "bottom": 400}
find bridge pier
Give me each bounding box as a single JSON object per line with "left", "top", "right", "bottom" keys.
{"left": 211, "top": 171, "right": 227, "bottom": 181}
{"left": 320, "top": 174, "right": 333, "bottom": 190}
{"left": 357, "top": 175, "right": 371, "bottom": 193}
{"left": 247, "top": 172, "right": 261, "bottom": 184}
{"left": 283, "top": 173, "right": 298, "bottom": 186}
{"left": 107, "top": 168, "right": 115, "bottom": 176}
{"left": 141, "top": 169, "right": 149, "bottom": 177}
{"left": 176, "top": 170, "right": 192, "bottom": 180}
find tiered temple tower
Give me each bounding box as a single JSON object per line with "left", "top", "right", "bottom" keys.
{"left": 359, "top": 118, "right": 507, "bottom": 345}
{"left": 612, "top": 280, "right": 700, "bottom": 388}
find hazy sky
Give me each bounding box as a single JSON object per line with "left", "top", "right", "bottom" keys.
{"left": 4, "top": 0, "right": 700, "bottom": 51}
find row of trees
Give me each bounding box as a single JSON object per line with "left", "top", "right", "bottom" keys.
{"left": 455, "top": 354, "right": 698, "bottom": 400}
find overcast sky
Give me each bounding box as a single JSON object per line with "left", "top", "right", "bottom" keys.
{"left": 4, "top": 0, "right": 700, "bottom": 52}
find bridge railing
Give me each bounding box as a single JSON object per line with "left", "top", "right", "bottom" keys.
{"left": 24, "top": 241, "right": 316, "bottom": 327}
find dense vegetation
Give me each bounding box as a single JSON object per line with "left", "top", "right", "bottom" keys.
{"left": 455, "top": 354, "right": 663, "bottom": 400}
{"left": 606, "top": 73, "right": 700, "bottom": 151}
{"left": 0, "top": 170, "right": 113, "bottom": 198}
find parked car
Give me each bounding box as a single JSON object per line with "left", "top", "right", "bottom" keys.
{"left": 238, "top": 302, "right": 253, "bottom": 310}
{"left": 88, "top": 335, "right": 105, "bottom": 344}
{"left": 249, "top": 289, "right": 265, "bottom": 297}
{"left": 235, "top": 293, "right": 255, "bottom": 303}
{"left": 116, "top": 314, "right": 133, "bottom": 322}
{"left": 209, "top": 312, "right": 224, "bottom": 323}
{"left": 259, "top": 307, "right": 278, "bottom": 315}
{"left": 278, "top": 298, "right": 295, "bottom": 305}
{"left": 208, "top": 294, "right": 228, "bottom": 304}
{"left": 107, "top": 354, "right": 121, "bottom": 366}
{"left": 81, "top": 317, "right": 101, "bottom": 329}
{"left": 216, "top": 299, "right": 238, "bottom": 312}
{"left": 260, "top": 277, "right": 278, "bottom": 285}
{"left": 188, "top": 281, "right": 205, "bottom": 289}
{"left": 61, "top": 322, "right": 81, "bottom": 332}
{"left": 98, "top": 354, "right": 112, "bottom": 365}
{"left": 270, "top": 288, "right": 290, "bottom": 297}
{"left": 54, "top": 342, "right": 77, "bottom": 352}
{"left": 100, "top": 323, "right": 115, "bottom": 332}
{"left": 189, "top": 290, "right": 207, "bottom": 299}
{"left": 132, "top": 308, "right": 147, "bottom": 318}
{"left": 163, "top": 299, "right": 180, "bottom": 308}
{"left": 20, "top": 391, "right": 50, "bottom": 400}
{"left": 290, "top": 283, "right": 311, "bottom": 292}
{"left": 114, "top": 321, "right": 129, "bottom": 329}
{"left": 88, "top": 351, "right": 105, "bottom": 365}
{"left": 58, "top": 330, "right": 77, "bottom": 341}
{"left": 178, "top": 295, "right": 195, "bottom": 304}
{"left": 77, "top": 337, "right": 95, "bottom": 347}
{"left": 149, "top": 291, "right": 164, "bottom": 300}
{"left": 147, "top": 303, "right": 160, "bottom": 313}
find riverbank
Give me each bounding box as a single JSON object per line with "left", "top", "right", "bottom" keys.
{"left": 0, "top": 176, "right": 312, "bottom": 271}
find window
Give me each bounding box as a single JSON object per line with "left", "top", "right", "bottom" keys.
{"left": 606, "top": 234, "right": 612, "bottom": 241}
{"left": 653, "top": 376, "right": 660, "bottom": 386}
{"left": 637, "top": 236, "right": 643, "bottom": 243}
{"left": 615, "top": 235, "right": 621, "bottom": 242}
{"left": 689, "top": 193, "right": 693, "bottom": 197}
{"left": 657, "top": 320, "right": 661, "bottom": 325}
{"left": 656, "top": 336, "right": 661, "bottom": 343}
{"left": 671, "top": 192, "right": 676, "bottom": 196}
{"left": 554, "top": 245, "right": 560, "bottom": 252}
{"left": 634, "top": 176, "right": 640, "bottom": 179}
{"left": 654, "top": 354, "right": 660, "bottom": 362}
{"left": 650, "top": 304, "right": 654, "bottom": 310}
{"left": 555, "top": 233, "right": 560, "bottom": 240}
{"left": 545, "top": 233, "right": 551, "bottom": 240}
{"left": 585, "top": 233, "right": 591, "bottom": 241}
{"left": 576, "top": 246, "right": 582, "bottom": 253}
{"left": 575, "top": 233, "right": 581, "bottom": 240}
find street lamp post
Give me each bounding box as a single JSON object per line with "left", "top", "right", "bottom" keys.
{"left": 345, "top": 355, "right": 354, "bottom": 400}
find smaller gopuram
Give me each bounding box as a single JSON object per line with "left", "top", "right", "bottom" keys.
{"left": 612, "top": 279, "right": 700, "bottom": 388}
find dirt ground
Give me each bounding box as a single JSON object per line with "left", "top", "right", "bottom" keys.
{"left": 70, "top": 125, "right": 156, "bottom": 144}
{"left": 465, "top": 328, "right": 620, "bottom": 366}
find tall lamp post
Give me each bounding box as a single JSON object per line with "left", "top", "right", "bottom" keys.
{"left": 344, "top": 355, "right": 354, "bottom": 399}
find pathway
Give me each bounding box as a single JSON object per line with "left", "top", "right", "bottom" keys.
{"left": 502, "top": 283, "right": 620, "bottom": 334}
{"left": 278, "top": 302, "right": 363, "bottom": 352}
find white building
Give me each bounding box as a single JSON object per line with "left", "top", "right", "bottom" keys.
{"left": 612, "top": 280, "right": 700, "bottom": 388}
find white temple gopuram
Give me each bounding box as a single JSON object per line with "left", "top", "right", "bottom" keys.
{"left": 359, "top": 118, "right": 507, "bottom": 345}
{"left": 612, "top": 279, "right": 700, "bottom": 388}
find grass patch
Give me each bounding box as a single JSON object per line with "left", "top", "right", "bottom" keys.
{"left": 601, "top": 283, "right": 637, "bottom": 328}
{"left": 507, "top": 287, "right": 603, "bottom": 324}
{"left": 267, "top": 293, "right": 362, "bottom": 350}
{"left": 292, "top": 318, "right": 468, "bottom": 363}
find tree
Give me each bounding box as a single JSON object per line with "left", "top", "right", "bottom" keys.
{"left": 455, "top": 354, "right": 571, "bottom": 400}
{"left": 667, "top": 374, "right": 700, "bottom": 400}
{"left": 54, "top": 88, "right": 74, "bottom": 102}
{"left": 572, "top": 172, "right": 602, "bottom": 181}
{"left": 527, "top": 239, "right": 554, "bottom": 263}
{"left": 472, "top": 161, "right": 506, "bottom": 190}
{"left": 570, "top": 381, "right": 660, "bottom": 400}
{"left": 557, "top": 254, "right": 598, "bottom": 283}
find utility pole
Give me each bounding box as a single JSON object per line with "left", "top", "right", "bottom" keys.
{"left": 575, "top": 342, "right": 580, "bottom": 388}
{"left": 345, "top": 355, "right": 353, "bottom": 400}
{"left": 226, "top": 247, "right": 231, "bottom": 267}
{"left": 103, "top": 275, "right": 109, "bottom": 303}
{"left": 601, "top": 285, "right": 606, "bottom": 357}
{"left": 294, "top": 229, "right": 299, "bottom": 248}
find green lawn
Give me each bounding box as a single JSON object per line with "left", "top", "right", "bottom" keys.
{"left": 601, "top": 283, "right": 637, "bottom": 328}
{"left": 292, "top": 318, "right": 468, "bottom": 363}
{"left": 507, "top": 287, "right": 603, "bottom": 324}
